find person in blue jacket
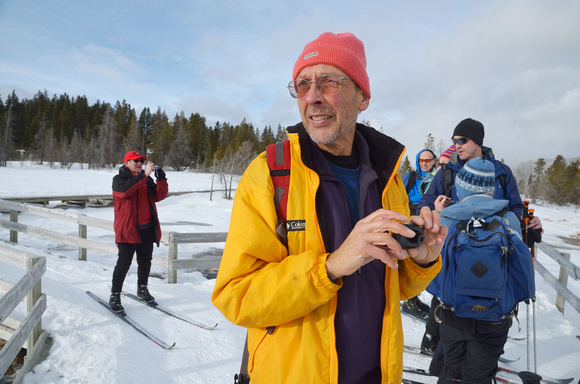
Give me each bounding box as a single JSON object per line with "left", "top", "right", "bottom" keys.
{"left": 417, "top": 117, "right": 543, "bottom": 359}
{"left": 419, "top": 118, "right": 524, "bottom": 217}
{"left": 402, "top": 149, "right": 437, "bottom": 213}
{"left": 400, "top": 148, "right": 438, "bottom": 318}
{"left": 429, "top": 157, "right": 525, "bottom": 383}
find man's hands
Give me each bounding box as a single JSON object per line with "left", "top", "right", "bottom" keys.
{"left": 325, "top": 207, "right": 447, "bottom": 281}
{"left": 411, "top": 206, "right": 448, "bottom": 266}
{"left": 434, "top": 195, "right": 452, "bottom": 212}
{"left": 144, "top": 162, "right": 156, "bottom": 177}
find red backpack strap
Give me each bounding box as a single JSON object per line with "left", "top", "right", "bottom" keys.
{"left": 266, "top": 140, "right": 291, "bottom": 245}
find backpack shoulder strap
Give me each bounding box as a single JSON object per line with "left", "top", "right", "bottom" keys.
{"left": 266, "top": 140, "right": 291, "bottom": 245}
{"left": 405, "top": 171, "right": 417, "bottom": 194}
{"left": 496, "top": 162, "right": 507, "bottom": 197}
{"left": 442, "top": 164, "right": 454, "bottom": 198}
{"left": 236, "top": 143, "right": 291, "bottom": 384}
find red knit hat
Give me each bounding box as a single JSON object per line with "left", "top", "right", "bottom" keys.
{"left": 293, "top": 32, "right": 371, "bottom": 99}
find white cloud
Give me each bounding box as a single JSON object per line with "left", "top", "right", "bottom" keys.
{"left": 1, "top": 0, "right": 579, "bottom": 166}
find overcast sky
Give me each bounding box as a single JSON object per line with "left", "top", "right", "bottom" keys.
{"left": 1, "top": 0, "right": 578, "bottom": 166}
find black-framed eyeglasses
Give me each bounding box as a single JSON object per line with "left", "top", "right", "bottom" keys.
{"left": 287, "top": 74, "right": 352, "bottom": 99}
{"left": 452, "top": 137, "right": 470, "bottom": 145}
{"left": 132, "top": 159, "right": 145, "bottom": 163}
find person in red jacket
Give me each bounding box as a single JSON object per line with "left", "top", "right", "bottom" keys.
{"left": 109, "top": 151, "right": 168, "bottom": 313}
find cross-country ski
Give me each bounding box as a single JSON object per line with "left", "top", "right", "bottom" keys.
{"left": 86, "top": 291, "right": 176, "bottom": 350}
{"left": 121, "top": 291, "right": 219, "bottom": 330}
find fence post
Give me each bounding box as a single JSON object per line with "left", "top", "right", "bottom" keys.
{"left": 26, "top": 257, "right": 42, "bottom": 353}
{"left": 78, "top": 214, "right": 87, "bottom": 261}
{"left": 556, "top": 252, "right": 571, "bottom": 314}
{"left": 9, "top": 209, "right": 18, "bottom": 243}
{"left": 168, "top": 232, "right": 178, "bottom": 284}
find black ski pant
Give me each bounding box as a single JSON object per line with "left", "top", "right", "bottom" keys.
{"left": 426, "top": 296, "right": 443, "bottom": 376}
{"left": 426, "top": 296, "right": 441, "bottom": 341}
{"left": 437, "top": 309, "right": 511, "bottom": 384}
{"left": 111, "top": 227, "right": 154, "bottom": 293}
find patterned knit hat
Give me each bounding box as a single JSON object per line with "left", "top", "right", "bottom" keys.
{"left": 440, "top": 144, "right": 456, "bottom": 160}
{"left": 293, "top": 32, "right": 371, "bottom": 99}
{"left": 456, "top": 158, "right": 495, "bottom": 201}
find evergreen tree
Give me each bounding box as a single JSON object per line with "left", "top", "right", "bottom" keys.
{"left": 206, "top": 122, "right": 222, "bottom": 169}
{"left": 164, "top": 117, "right": 193, "bottom": 171}
{"left": 138, "top": 107, "right": 153, "bottom": 149}
{"left": 58, "top": 135, "right": 72, "bottom": 169}
{"left": 436, "top": 139, "right": 447, "bottom": 157}
{"left": 399, "top": 156, "right": 412, "bottom": 176}
{"left": 544, "top": 155, "right": 567, "bottom": 205}
{"left": 424, "top": 133, "right": 435, "bottom": 151}
{"left": 258, "top": 125, "right": 275, "bottom": 153}
{"left": 530, "top": 158, "right": 546, "bottom": 203}
{"left": 148, "top": 108, "right": 170, "bottom": 164}
{"left": 96, "top": 106, "right": 119, "bottom": 168}
{"left": 45, "top": 127, "right": 58, "bottom": 169}
{"left": 563, "top": 160, "right": 580, "bottom": 204}
{"left": 114, "top": 100, "right": 135, "bottom": 140}
{"left": 69, "top": 130, "right": 84, "bottom": 169}
{"left": 0, "top": 104, "right": 15, "bottom": 166}
{"left": 275, "top": 124, "right": 287, "bottom": 142}
{"left": 124, "top": 115, "right": 143, "bottom": 155}
{"left": 187, "top": 112, "right": 208, "bottom": 169}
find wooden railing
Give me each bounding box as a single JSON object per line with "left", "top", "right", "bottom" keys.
{"left": 0, "top": 199, "right": 226, "bottom": 284}
{"left": 2, "top": 190, "right": 223, "bottom": 208}
{"left": 0, "top": 246, "right": 47, "bottom": 383}
{"left": 535, "top": 241, "right": 580, "bottom": 315}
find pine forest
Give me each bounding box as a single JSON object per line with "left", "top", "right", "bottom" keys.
{"left": 0, "top": 90, "right": 578, "bottom": 205}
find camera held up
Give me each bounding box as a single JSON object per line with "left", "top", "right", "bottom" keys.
{"left": 393, "top": 222, "right": 425, "bottom": 249}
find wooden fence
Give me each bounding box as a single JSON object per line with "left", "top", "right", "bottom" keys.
{"left": 535, "top": 241, "right": 580, "bottom": 315}
{"left": 0, "top": 198, "right": 227, "bottom": 284}
{"left": 0, "top": 247, "right": 47, "bottom": 384}
{"left": 1, "top": 197, "right": 579, "bottom": 311}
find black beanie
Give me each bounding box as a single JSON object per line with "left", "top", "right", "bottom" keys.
{"left": 452, "top": 118, "right": 484, "bottom": 146}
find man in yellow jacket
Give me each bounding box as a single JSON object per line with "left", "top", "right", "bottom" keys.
{"left": 212, "top": 32, "right": 447, "bottom": 384}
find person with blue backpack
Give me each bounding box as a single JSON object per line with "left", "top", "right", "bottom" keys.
{"left": 427, "top": 158, "right": 535, "bottom": 383}
{"left": 417, "top": 118, "right": 543, "bottom": 358}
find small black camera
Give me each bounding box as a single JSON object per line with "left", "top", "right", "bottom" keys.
{"left": 393, "top": 222, "right": 425, "bottom": 249}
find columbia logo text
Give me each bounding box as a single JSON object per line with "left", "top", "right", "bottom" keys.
{"left": 287, "top": 220, "right": 306, "bottom": 232}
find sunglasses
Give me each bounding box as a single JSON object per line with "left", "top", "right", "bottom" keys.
{"left": 132, "top": 159, "right": 145, "bottom": 163}
{"left": 452, "top": 137, "right": 470, "bottom": 145}
{"left": 418, "top": 158, "right": 435, "bottom": 164}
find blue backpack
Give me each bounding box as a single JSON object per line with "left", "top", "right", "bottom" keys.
{"left": 430, "top": 210, "right": 535, "bottom": 321}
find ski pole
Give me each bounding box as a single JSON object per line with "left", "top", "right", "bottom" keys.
{"left": 522, "top": 200, "right": 532, "bottom": 371}
{"left": 528, "top": 207, "right": 538, "bottom": 373}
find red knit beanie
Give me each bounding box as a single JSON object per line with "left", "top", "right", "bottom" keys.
{"left": 293, "top": 32, "right": 371, "bottom": 99}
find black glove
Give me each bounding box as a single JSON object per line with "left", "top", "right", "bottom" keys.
{"left": 155, "top": 166, "right": 166, "bottom": 180}
{"left": 528, "top": 227, "right": 542, "bottom": 247}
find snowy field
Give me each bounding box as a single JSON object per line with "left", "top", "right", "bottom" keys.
{"left": 0, "top": 161, "right": 579, "bottom": 384}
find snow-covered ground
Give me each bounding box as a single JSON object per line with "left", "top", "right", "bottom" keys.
{"left": 0, "top": 161, "right": 579, "bottom": 384}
